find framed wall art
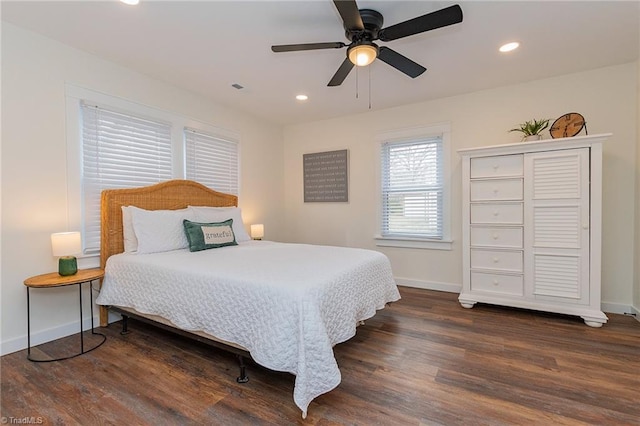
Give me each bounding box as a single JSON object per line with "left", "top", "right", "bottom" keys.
{"left": 303, "top": 149, "right": 349, "bottom": 202}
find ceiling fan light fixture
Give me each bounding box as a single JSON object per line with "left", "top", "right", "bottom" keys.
{"left": 348, "top": 43, "right": 378, "bottom": 66}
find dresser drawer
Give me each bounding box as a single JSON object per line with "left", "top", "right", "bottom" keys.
{"left": 470, "top": 226, "right": 523, "bottom": 248}
{"left": 471, "top": 272, "right": 524, "bottom": 296}
{"left": 470, "top": 178, "right": 523, "bottom": 201}
{"left": 470, "top": 203, "right": 523, "bottom": 224}
{"left": 471, "top": 154, "right": 523, "bottom": 178}
{"left": 471, "top": 249, "right": 523, "bottom": 272}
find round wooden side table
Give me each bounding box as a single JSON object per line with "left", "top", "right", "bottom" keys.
{"left": 24, "top": 268, "right": 107, "bottom": 362}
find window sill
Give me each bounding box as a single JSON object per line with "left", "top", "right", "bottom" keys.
{"left": 77, "top": 253, "right": 101, "bottom": 270}
{"left": 374, "top": 236, "right": 453, "bottom": 250}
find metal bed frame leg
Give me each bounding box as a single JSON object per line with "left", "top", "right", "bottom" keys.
{"left": 236, "top": 355, "right": 249, "bottom": 383}
{"left": 120, "top": 314, "right": 131, "bottom": 335}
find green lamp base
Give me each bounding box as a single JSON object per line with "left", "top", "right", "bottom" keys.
{"left": 58, "top": 256, "right": 78, "bottom": 276}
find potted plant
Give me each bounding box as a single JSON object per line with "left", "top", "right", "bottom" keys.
{"left": 509, "top": 118, "right": 550, "bottom": 141}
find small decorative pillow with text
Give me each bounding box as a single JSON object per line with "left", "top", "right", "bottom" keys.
{"left": 183, "top": 219, "right": 238, "bottom": 252}
{"left": 188, "top": 206, "right": 251, "bottom": 242}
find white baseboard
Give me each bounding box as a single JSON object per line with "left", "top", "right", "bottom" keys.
{"left": 397, "top": 278, "right": 636, "bottom": 319}
{"left": 628, "top": 304, "right": 640, "bottom": 323}
{"left": 395, "top": 277, "right": 461, "bottom": 293}
{"left": 108, "top": 311, "right": 123, "bottom": 323}
{"left": 600, "top": 301, "right": 634, "bottom": 315}
{"left": 0, "top": 315, "right": 101, "bottom": 356}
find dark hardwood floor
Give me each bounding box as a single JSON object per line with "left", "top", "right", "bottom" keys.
{"left": 2, "top": 287, "right": 639, "bottom": 425}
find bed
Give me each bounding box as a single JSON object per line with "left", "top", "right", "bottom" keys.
{"left": 96, "top": 179, "right": 401, "bottom": 417}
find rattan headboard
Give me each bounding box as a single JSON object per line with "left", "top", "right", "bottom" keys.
{"left": 100, "top": 179, "right": 238, "bottom": 269}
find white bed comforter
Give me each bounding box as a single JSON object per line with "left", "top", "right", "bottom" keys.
{"left": 96, "top": 241, "right": 400, "bottom": 416}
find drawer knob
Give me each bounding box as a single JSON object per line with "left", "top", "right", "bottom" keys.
{"left": 492, "top": 233, "right": 499, "bottom": 240}
{"left": 493, "top": 210, "right": 500, "bottom": 216}
{"left": 493, "top": 188, "right": 499, "bottom": 194}
{"left": 493, "top": 279, "right": 499, "bottom": 286}
{"left": 493, "top": 257, "right": 499, "bottom": 263}
{"left": 493, "top": 164, "right": 499, "bottom": 170}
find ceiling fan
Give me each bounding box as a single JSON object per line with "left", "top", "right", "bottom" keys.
{"left": 271, "top": 0, "right": 463, "bottom": 87}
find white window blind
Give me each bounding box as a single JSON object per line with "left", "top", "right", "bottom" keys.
{"left": 184, "top": 128, "right": 239, "bottom": 195}
{"left": 81, "top": 103, "right": 173, "bottom": 254}
{"left": 381, "top": 136, "right": 443, "bottom": 239}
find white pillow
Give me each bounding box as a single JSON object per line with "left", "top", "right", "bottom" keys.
{"left": 121, "top": 206, "right": 138, "bottom": 253}
{"left": 130, "top": 207, "right": 195, "bottom": 254}
{"left": 188, "top": 206, "right": 251, "bottom": 242}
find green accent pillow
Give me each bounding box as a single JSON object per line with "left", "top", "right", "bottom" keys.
{"left": 183, "top": 219, "right": 238, "bottom": 252}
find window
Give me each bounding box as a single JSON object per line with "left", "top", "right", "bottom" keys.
{"left": 377, "top": 124, "right": 451, "bottom": 250}
{"left": 81, "top": 103, "right": 173, "bottom": 254}
{"left": 184, "top": 128, "right": 239, "bottom": 195}
{"left": 381, "top": 137, "right": 442, "bottom": 238}
{"left": 67, "top": 84, "right": 240, "bottom": 256}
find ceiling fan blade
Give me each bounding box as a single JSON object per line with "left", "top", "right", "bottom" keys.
{"left": 378, "top": 4, "right": 463, "bottom": 42}
{"left": 272, "top": 42, "right": 346, "bottom": 52}
{"left": 333, "top": 0, "right": 364, "bottom": 31}
{"left": 328, "top": 57, "right": 355, "bottom": 86}
{"left": 377, "top": 46, "right": 426, "bottom": 78}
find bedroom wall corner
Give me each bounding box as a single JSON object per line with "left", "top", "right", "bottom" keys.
{"left": 634, "top": 57, "right": 640, "bottom": 319}
{"left": 0, "top": 23, "right": 285, "bottom": 355}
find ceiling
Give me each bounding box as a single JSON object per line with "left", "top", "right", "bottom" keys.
{"left": 2, "top": 1, "right": 639, "bottom": 126}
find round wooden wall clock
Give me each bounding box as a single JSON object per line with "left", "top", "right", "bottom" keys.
{"left": 550, "top": 112, "right": 586, "bottom": 138}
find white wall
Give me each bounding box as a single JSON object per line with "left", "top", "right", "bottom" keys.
{"left": 635, "top": 55, "right": 640, "bottom": 315}
{"left": 283, "top": 63, "right": 638, "bottom": 312}
{"left": 0, "top": 23, "right": 284, "bottom": 355}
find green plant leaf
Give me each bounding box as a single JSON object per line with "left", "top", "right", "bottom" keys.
{"left": 508, "top": 118, "right": 550, "bottom": 136}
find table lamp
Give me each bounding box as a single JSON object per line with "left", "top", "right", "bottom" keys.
{"left": 51, "top": 232, "right": 81, "bottom": 276}
{"left": 250, "top": 224, "right": 264, "bottom": 240}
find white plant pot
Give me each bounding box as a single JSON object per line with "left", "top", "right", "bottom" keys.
{"left": 524, "top": 135, "right": 542, "bottom": 142}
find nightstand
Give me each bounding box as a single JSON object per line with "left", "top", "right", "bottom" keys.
{"left": 24, "top": 268, "right": 107, "bottom": 362}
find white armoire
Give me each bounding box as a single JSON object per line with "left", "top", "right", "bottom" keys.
{"left": 458, "top": 134, "right": 610, "bottom": 327}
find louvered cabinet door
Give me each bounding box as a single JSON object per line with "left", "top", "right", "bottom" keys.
{"left": 524, "top": 148, "right": 590, "bottom": 305}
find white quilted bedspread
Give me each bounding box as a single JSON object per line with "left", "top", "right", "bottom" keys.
{"left": 96, "top": 241, "right": 400, "bottom": 416}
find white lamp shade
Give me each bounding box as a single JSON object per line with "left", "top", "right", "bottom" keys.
{"left": 348, "top": 44, "right": 377, "bottom": 66}
{"left": 250, "top": 224, "right": 264, "bottom": 239}
{"left": 51, "top": 232, "right": 82, "bottom": 257}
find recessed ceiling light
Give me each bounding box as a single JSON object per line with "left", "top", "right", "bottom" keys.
{"left": 120, "top": 0, "right": 140, "bottom": 5}
{"left": 499, "top": 42, "right": 520, "bottom": 53}
{"left": 296, "top": 94, "right": 308, "bottom": 101}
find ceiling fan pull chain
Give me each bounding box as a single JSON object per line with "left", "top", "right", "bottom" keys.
{"left": 355, "top": 65, "right": 359, "bottom": 99}
{"left": 368, "top": 65, "right": 372, "bottom": 109}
